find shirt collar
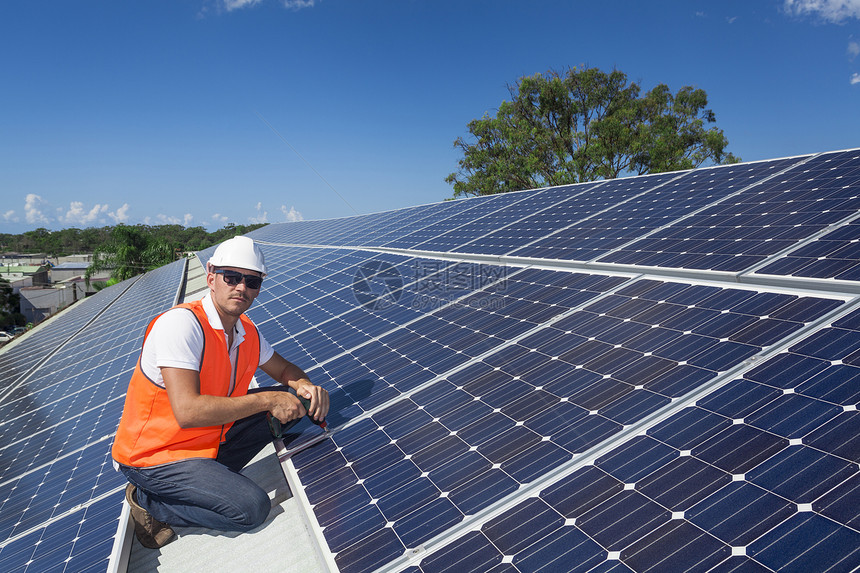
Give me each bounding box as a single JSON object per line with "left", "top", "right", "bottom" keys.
{"left": 201, "top": 293, "right": 246, "bottom": 343}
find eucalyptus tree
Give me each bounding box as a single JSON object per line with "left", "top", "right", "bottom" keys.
{"left": 447, "top": 66, "right": 739, "bottom": 198}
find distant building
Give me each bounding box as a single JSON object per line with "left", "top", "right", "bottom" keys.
{"left": 1, "top": 264, "right": 50, "bottom": 293}
{"left": 19, "top": 283, "right": 86, "bottom": 324}
{"left": 51, "top": 262, "right": 93, "bottom": 282}
{"left": 2, "top": 259, "right": 108, "bottom": 324}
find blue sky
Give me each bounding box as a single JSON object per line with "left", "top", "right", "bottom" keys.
{"left": 1, "top": 0, "right": 859, "bottom": 234}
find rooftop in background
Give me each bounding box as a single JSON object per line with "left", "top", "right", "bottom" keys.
{"left": 51, "top": 262, "right": 91, "bottom": 270}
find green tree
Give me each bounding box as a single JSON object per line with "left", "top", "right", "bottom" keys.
{"left": 446, "top": 66, "right": 740, "bottom": 198}
{"left": 0, "top": 277, "right": 24, "bottom": 329}
{"left": 85, "top": 225, "right": 176, "bottom": 285}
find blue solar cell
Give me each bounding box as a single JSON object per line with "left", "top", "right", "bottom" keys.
{"left": 351, "top": 443, "right": 407, "bottom": 479}
{"left": 791, "top": 327, "right": 860, "bottom": 361}
{"left": 814, "top": 472, "right": 860, "bottom": 530}
{"left": 622, "top": 520, "right": 731, "bottom": 572}
{"left": 600, "top": 389, "right": 671, "bottom": 425}
{"left": 304, "top": 465, "right": 357, "bottom": 505}
{"left": 501, "top": 440, "right": 572, "bottom": 483}
{"left": 376, "top": 477, "right": 440, "bottom": 522}
{"left": 501, "top": 389, "right": 559, "bottom": 422}
{"left": 654, "top": 332, "right": 719, "bottom": 363}
{"left": 644, "top": 363, "right": 716, "bottom": 397}
{"left": 553, "top": 413, "right": 623, "bottom": 454}
{"left": 483, "top": 497, "right": 565, "bottom": 555}
{"left": 457, "top": 412, "right": 517, "bottom": 447}
{"left": 577, "top": 489, "right": 670, "bottom": 551}
{"left": 448, "top": 468, "right": 519, "bottom": 515}
{"left": 745, "top": 393, "right": 842, "bottom": 438}
{"left": 314, "top": 482, "right": 372, "bottom": 528}
{"left": 333, "top": 528, "right": 403, "bottom": 573}
{"left": 696, "top": 379, "right": 781, "bottom": 419}
{"left": 437, "top": 394, "right": 495, "bottom": 432}
{"left": 324, "top": 504, "right": 387, "bottom": 553}
{"left": 477, "top": 424, "right": 542, "bottom": 464}
{"left": 748, "top": 513, "right": 860, "bottom": 573}
{"left": 647, "top": 407, "right": 728, "bottom": 451}
{"left": 744, "top": 351, "right": 829, "bottom": 388}
{"left": 569, "top": 376, "right": 632, "bottom": 411}
{"left": 397, "top": 422, "right": 452, "bottom": 455}
{"left": 515, "top": 524, "right": 607, "bottom": 573}
{"left": 803, "top": 411, "right": 860, "bottom": 462}
{"left": 686, "top": 481, "right": 796, "bottom": 546}
{"left": 693, "top": 424, "right": 788, "bottom": 474}
{"left": 410, "top": 435, "right": 471, "bottom": 473}
{"left": 745, "top": 445, "right": 857, "bottom": 503}
{"left": 595, "top": 436, "right": 677, "bottom": 484}
{"left": 428, "top": 450, "right": 492, "bottom": 493}
{"left": 396, "top": 497, "right": 463, "bottom": 549}
{"left": 637, "top": 455, "right": 732, "bottom": 511}
{"left": 417, "top": 530, "right": 504, "bottom": 573}
{"left": 797, "top": 363, "right": 860, "bottom": 405}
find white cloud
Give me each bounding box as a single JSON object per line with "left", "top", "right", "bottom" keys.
{"left": 283, "top": 0, "right": 316, "bottom": 9}
{"left": 222, "top": 0, "right": 262, "bottom": 11}
{"left": 221, "top": 0, "right": 316, "bottom": 11}
{"left": 851, "top": 72, "right": 860, "bottom": 83}
{"left": 3, "top": 210, "right": 18, "bottom": 223}
{"left": 156, "top": 214, "right": 183, "bottom": 225}
{"left": 250, "top": 202, "right": 268, "bottom": 224}
{"left": 109, "top": 203, "right": 130, "bottom": 224}
{"left": 726, "top": 16, "right": 738, "bottom": 24}
{"left": 61, "top": 201, "right": 109, "bottom": 226}
{"left": 212, "top": 213, "right": 230, "bottom": 224}
{"left": 784, "top": 0, "right": 860, "bottom": 22}
{"left": 150, "top": 213, "right": 193, "bottom": 227}
{"left": 849, "top": 39, "right": 860, "bottom": 59}
{"left": 24, "top": 194, "right": 50, "bottom": 225}
{"left": 281, "top": 205, "right": 304, "bottom": 222}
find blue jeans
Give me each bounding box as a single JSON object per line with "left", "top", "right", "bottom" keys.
{"left": 119, "top": 387, "right": 298, "bottom": 532}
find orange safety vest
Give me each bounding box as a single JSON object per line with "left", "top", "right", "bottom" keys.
{"left": 112, "top": 300, "right": 261, "bottom": 467}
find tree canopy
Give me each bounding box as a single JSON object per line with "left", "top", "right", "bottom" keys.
{"left": 0, "top": 223, "right": 266, "bottom": 259}
{"left": 0, "top": 277, "right": 24, "bottom": 329}
{"left": 84, "top": 225, "right": 175, "bottom": 285}
{"left": 446, "top": 66, "right": 740, "bottom": 198}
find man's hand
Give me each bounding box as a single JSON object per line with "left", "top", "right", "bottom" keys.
{"left": 260, "top": 352, "right": 330, "bottom": 423}
{"left": 294, "top": 379, "right": 330, "bottom": 423}
{"left": 266, "top": 390, "right": 307, "bottom": 423}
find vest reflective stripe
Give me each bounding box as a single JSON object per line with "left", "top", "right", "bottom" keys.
{"left": 112, "top": 300, "right": 261, "bottom": 467}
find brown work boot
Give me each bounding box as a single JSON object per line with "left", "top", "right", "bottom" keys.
{"left": 125, "top": 483, "right": 176, "bottom": 549}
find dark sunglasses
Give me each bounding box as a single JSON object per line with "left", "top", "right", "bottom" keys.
{"left": 214, "top": 269, "right": 263, "bottom": 290}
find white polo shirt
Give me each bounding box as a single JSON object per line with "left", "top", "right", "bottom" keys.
{"left": 139, "top": 293, "right": 275, "bottom": 388}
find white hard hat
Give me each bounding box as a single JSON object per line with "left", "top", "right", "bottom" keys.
{"left": 208, "top": 236, "right": 268, "bottom": 276}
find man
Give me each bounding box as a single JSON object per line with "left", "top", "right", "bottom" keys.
{"left": 112, "top": 235, "right": 329, "bottom": 549}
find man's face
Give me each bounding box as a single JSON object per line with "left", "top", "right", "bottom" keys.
{"left": 207, "top": 266, "right": 263, "bottom": 319}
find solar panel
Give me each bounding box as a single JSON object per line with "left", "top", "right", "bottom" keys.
{"left": 0, "top": 284, "right": 127, "bottom": 397}
{"left": 599, "top": 150, "right": 860, "bottom": 272}
{"left": 752, "top": 218, "right": 860, "bottom": 281}
{"left": 283, "top": 275, "right": 847, "bottom": 573}
{"left": 414, "top": 305, "right": 860, "bottom": 573}
{"left": 0, "top": 260, "right": 185, "bottom": 572}
{"left": 3, "top": 148, "right": 859, "bottom": 573}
